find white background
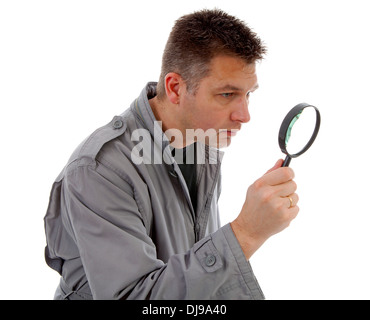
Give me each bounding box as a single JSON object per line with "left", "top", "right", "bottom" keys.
{"left": 1, "top": 0, "right": 369, "bottom": 300}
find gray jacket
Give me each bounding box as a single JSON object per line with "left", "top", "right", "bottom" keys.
{"left": 43, "top": 83, "right": 264, "bottom": 300}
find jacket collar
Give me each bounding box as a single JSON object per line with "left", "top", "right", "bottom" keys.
{"left": 130, "top": 82, "right": 224, "bottom": 165}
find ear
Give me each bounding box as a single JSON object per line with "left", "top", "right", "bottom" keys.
{"left": 164, "top": 73, "right": 185, "bottom": 105}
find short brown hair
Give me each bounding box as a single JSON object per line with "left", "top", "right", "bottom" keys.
{"left": 156, "top": 9, "right": 266, "bottom": 99}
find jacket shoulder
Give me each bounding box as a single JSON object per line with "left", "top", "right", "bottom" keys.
{"left": 55, "top": 112, "right": 132, "bottom": 181}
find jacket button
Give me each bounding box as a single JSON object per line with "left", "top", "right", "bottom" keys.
{"left": 113, "top": 119, "right": 123, "bottom": 129}
{"left": 205, "top": 254, "right": 216, "bottom": 267}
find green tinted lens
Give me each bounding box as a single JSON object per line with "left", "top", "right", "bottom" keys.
{"left": 285, "top": 110, "right": 303, "bottom": 145}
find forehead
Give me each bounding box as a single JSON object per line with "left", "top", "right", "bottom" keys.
{"left": 202, "top": 55, "right": 257, "bottom": 90}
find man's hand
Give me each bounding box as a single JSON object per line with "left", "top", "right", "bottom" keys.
{"left": 230, "top": 159, "right": 299, "bottom": 260}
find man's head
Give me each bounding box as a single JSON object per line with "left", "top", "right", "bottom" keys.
{"left": 156, "top": 9, "right": 266, "bottom": 99}
{"left": 151, "top": 9, "right": 266, "bottom": 149}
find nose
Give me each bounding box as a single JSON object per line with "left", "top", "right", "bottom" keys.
{"left": 230, "top": 97, "right": 250, "bottom": 123}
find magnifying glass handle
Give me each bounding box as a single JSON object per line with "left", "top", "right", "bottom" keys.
{"left": 282, "top": 155, "right": 291, "bottom": 167}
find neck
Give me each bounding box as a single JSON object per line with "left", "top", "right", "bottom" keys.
{"left": 149, "top": 96, "right": 189, "bottom": 148}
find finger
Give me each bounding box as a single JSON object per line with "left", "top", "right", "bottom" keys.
{"left": 263, "top": 167, "right": 295, "bottom": 186}
{"left": 276, "top": 180, "right": 297, "bottom": 197}
{"left": 264, "top": 159, "right": 284, "bottom": 175}
{"left": 285, "top": 193, "right": 299, "bottom": 208}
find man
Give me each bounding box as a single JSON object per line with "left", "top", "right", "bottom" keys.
{"left": 44, "top": 9, "right": 299, "bottom": 300}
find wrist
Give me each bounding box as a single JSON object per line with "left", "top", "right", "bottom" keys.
{"left": 230, "top": 219, "right": 265, "bottom": 260}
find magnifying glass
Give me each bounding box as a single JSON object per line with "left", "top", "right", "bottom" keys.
{"left": 278, "top": 103, "right": 321, "bottom": 167}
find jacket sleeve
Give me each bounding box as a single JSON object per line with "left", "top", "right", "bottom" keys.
{"left": 62, "top": 163, "right": 264, "bottom": 300}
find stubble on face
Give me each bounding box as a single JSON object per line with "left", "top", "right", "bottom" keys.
{"left": 178, "top": 55, "right": 258, "bottom": 148}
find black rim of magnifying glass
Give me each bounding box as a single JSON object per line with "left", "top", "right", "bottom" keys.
{"left": 278, "top": 103, "right": 321, "bottom": 161}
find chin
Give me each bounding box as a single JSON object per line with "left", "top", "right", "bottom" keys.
{"left": 216, "top": 137, "right": 232, "bottom": 149}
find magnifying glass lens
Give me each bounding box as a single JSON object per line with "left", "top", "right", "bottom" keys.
{"left": 285, "top": 111, "right": 302, "bottom": 145}
{"left": 285, "top": 107, "right": 318, "bottom": 155}
{"left": 278, "top": 103, "right": 321, "bottom": 167}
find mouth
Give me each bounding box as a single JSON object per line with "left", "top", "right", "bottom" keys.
{"left": 227, "top": 129, "right": 239, "bottom": 137}
{"left": 219, "top": 129, "right": 240, "bottom": 138}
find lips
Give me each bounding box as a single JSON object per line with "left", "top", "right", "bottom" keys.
{"left": 218, "top": 129, "right": 240, "bottom": 137}
{"left": 227, "top": 129, "right": 239, "bottom": 137}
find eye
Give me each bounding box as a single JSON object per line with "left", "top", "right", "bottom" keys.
{"left": 221, "top": 93, "right": 234, "bottom": 98}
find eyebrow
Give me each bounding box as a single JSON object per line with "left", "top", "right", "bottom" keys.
{"left": 216, "top": 83, "right": 259, "bottom": 92}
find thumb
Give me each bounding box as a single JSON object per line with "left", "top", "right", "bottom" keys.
{"left": 264, "top": 159, "right": 284, "bottom": 175}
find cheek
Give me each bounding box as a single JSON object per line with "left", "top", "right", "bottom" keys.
{"left": 192, "top": 109, "right": 224, "bottom": 130}
{"left": 185, "top": 95, "right": 230, "bottom": 129}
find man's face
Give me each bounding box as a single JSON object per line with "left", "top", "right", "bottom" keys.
{"left": 179, "top": 55, "right": 258, "bottom": 148}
